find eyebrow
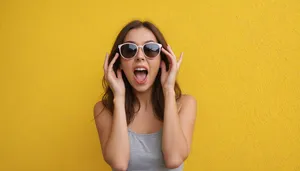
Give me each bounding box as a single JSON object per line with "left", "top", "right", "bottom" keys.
{"left": 124, "top": 40, "right": 156, "bottom": 44}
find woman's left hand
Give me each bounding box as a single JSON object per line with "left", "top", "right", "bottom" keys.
{"left": 160, "top": 45, "right": 183, "bottom": 93}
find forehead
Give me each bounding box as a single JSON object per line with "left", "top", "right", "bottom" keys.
{"left": 124, "top": 27, "right": 158, "bottom": 44}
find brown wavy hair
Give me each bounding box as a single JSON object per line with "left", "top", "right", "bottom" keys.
{"left": 97, "top": 20, "right": 181, "bottom": 125}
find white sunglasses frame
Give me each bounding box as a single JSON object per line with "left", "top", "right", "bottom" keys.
{"left": 118, "top": 42, "right": 162, "bottom": 60}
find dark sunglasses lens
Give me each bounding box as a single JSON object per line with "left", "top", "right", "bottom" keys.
{"left": 144, "top": 43, "right": 160, "bottom": 58}
{"left": 121, "top": 44, "right": 137, "bottom": 58}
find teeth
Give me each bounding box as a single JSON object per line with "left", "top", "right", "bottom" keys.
{"left": 135, "top": 68, "right": 147, "bottom": 71}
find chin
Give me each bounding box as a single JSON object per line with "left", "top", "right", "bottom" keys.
{"left": 130, "top": 79, "right": 155, "bottom": 93}
{"left": 132, "top": 85, "right": 152, "bottom": 93}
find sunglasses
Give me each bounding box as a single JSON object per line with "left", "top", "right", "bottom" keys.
{"left": 118, "top": 42, "right": 162, "bottom": 59}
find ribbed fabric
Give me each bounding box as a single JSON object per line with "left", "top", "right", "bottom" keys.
{"left": 112, "top": 128, "right": 184, "bottom": 171}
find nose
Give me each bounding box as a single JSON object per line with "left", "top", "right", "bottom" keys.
{"left": 135, "top": 46, "right": 146, "bottom": 61}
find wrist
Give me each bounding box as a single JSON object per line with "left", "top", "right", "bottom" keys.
{"left": 163, "top": 88, "right": 175, "bottom": 96}
{"left": 113, "top": 95, "right": 125, "bottom": 104}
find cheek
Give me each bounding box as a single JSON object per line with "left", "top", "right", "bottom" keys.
{"left": 120, "top": 60, "right": 132, "bottom": 75}
{"left": 155, "top": 57, "right": 162, "bottom": 68}
{"left": 150, "top": 59, "right": 161, "bottom": 73}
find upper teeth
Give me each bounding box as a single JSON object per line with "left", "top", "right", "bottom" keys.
{"left": 135, "top": 68, "right": 147, "bottom": 71}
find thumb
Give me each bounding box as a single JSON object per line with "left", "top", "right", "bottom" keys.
{"left": 161, "top": 61, "right": 167, "bottom": 74}
{"left": 117, "top": 69, "right": 123, "bottom": 79}
{"left": 160, "top": 61, "right": 167, "bottom": 83}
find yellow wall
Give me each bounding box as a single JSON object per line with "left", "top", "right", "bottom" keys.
{"left": 1, "top": 0, "right": 299, "bottom": 170}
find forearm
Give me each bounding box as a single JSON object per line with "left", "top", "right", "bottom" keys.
{"left": 162, "top": 89, "right": 188, "bottom": 167}
{"left": 104, "top": 96, "right": 129, "bottom": 169}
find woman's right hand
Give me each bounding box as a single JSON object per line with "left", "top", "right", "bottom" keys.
{"left": 104, "top": 53, "right": 125, "bottom": 97}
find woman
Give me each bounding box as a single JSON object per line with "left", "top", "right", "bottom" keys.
{"left": 94, "top": 20, "right": 197, "bottom": 171}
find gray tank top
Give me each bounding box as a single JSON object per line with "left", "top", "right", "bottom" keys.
{"left": 119, "top": 128, "right": 184, "bottom": 171}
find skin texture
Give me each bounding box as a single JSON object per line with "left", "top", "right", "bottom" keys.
{"left": 120, "top": 27, "right": 161, "bottom": 94}
{"left": 94, "top": 27, "right": 197, "bottom": 171}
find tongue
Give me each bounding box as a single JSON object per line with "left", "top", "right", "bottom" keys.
{"left": 135, "top": 72, "right": 147, "bottom": 82}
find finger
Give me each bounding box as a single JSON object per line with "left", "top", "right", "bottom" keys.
{"left": 160, "top": 61, "right": 167, "bottom": 83}
{"left": 177, "top": 52, "right": 184, "bottom": 68}
{"left": 161, "top": 60, "right": 167, "bottom": 73}
{"left": 108, "top": 53, "right": 120, "bottom": 72}
{"left": 167, "top": 45, "right": 176, "bottom": 58}
{"left": 117, "top": 69, "right": 123, "bottom": 79}
{"left": 162, "top": 48, "right": 175, "bottom": 65}
{"left": 104, "top": 53, "right": 109, "bottom": 72}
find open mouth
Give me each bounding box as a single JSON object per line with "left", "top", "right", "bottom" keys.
{"left": 134, "top": 68, "right": 148, "bottom": 84}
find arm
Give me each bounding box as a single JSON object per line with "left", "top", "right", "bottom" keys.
{"left": 162, "top": 92, "right": 197, "bottom": 168}
{"left": 160, "top": 45, "right": 197, "bottom": 168}
{"left": 94, "top": 52, "right": 129, "bottom": 170}
{"left": 94, "top": 97, "right": 129, "bottom": 171}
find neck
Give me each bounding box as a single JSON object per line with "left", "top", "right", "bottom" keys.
{"left": 134, "top": 87, "right": 153, "bottom": 111}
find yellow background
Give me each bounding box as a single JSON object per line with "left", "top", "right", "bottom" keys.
{"left": 1, "top": 0, "right": 299, "bottom": 170}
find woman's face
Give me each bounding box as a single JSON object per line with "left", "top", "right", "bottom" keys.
{"left": 120, "top": 27, "right": 161, "bottom": 93}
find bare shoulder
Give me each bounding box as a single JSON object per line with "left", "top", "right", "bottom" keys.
{"left": 178, "top": 94, "right": 197, "bottom": 104}
{"left": 94, "top": 101, "right": 105, "bottom": 116}
{"left": 177, "top": 94, "right": 197, "bottom": 153}
{"left": 94, "top": 101, "right": 111, "bottom": 117}
{"left": 177, "top": 94, "right": 197, "bottom": 113}
{"left": 93, "top": 101, "right": 112, "bottom": 131}
{"left": 93, "top": 101, "right": 113, "bottom": 152}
